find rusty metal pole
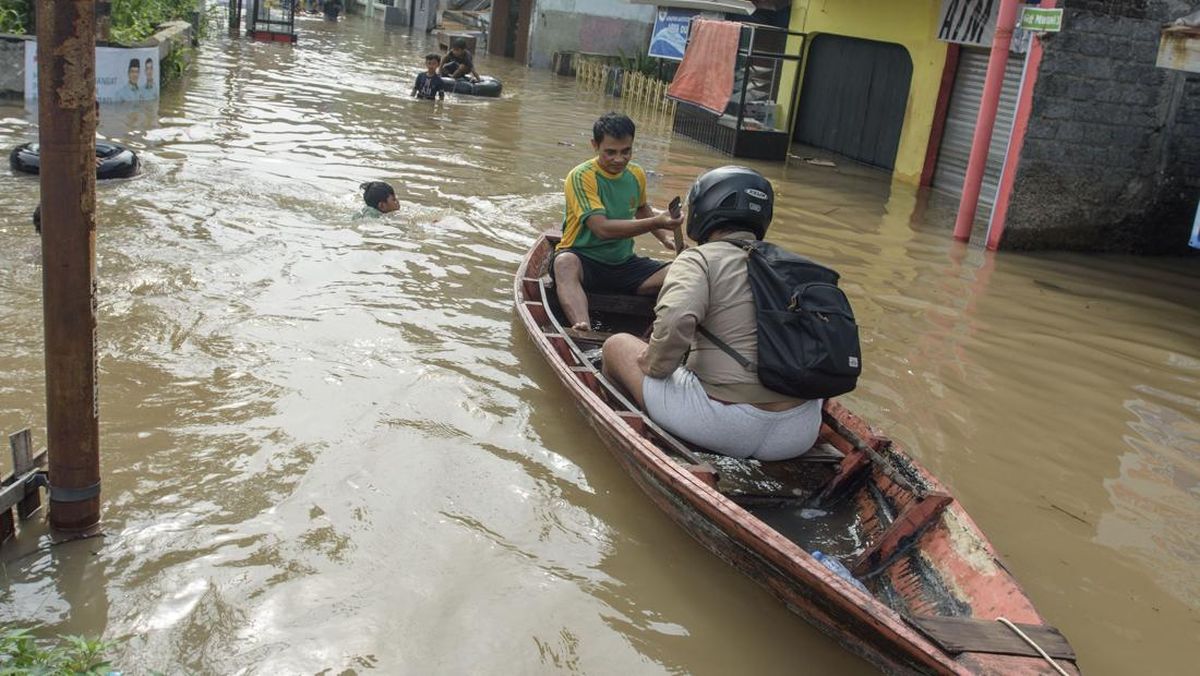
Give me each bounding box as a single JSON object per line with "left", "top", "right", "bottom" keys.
{"left": 37, "top": 0, "right": 101, "bottom": 533}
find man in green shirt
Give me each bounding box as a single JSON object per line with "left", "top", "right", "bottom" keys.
{"left": 553, "top": 113, "right": 683, "bottom": 331}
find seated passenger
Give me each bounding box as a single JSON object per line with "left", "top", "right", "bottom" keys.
{"left": 600, "top": 166, "right": 822, "bottom": 461}
{"left": 357, "top": 181, "right": 400, "bottom": 218}
{"left": 552, "top": 112, "right": 682, "bottom": 331}
{"left": 440, "top": 38, "right": 480, "bottom": 82}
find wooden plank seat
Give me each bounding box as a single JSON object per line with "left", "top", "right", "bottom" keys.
{"left": 911, "top": 616, "right": 1076, "bottom": 660}
{"left": 680, "top": 445, "right": 841, "bottom": 505}
{"left": 587, "top": 293, "right": 656, "bottom": 317}
{"left": 539, "top": 275, "right": 656, "bottom": 317}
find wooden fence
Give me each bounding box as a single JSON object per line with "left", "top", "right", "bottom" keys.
{"left": 575, "top": 57, "right": 677, "bottom": 123}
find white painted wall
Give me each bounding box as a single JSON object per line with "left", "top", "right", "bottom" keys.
{"left": 535, "top": 0, "right": 655, "bottom": 22}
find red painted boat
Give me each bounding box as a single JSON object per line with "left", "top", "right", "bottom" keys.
{"left": 516, "top": 233, "right": 1079, "bottom": 675}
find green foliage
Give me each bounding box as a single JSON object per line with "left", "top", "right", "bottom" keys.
{"left": 160, "top": 44, "right": 190, "bottom": 81}
{"left": 0, "top": 629, "right": 113, "bottom": 675}
{"left": 617, "top": 49, "right": 659, "bottom": 77}
{"left": 0, "top": 0, "right": 30, "bottom": 35}
{"left": 110, "top": 0, "right": 196, "bottom": 44}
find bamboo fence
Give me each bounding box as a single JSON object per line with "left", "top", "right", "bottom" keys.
{"left": 575, "top": 57, "right": 677, "bottom": 123}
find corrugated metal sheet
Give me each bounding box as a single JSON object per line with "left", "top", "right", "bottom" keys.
{"left": 933, "top": 48, "right": 1024, "bottom": 205}
{"left": 793, "top": 35, "right": 913, "bottom": 170}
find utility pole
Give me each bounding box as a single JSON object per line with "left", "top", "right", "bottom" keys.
{"left": 36, "top": 0, "right": 102, "bottom": 533}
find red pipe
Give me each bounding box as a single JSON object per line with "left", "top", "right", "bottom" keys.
{"left": 952, "top": 0, "right": 1023, "bottom": 242}
{"left": 987, "top": 1, "right": 1056, "bottom": 250}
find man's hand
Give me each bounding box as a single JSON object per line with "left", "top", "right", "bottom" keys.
{"left": 653, "top": 227, "right": 674, "bottom": 250}
{"left": 653, "top": 210, "right": 684, "bottom": 230}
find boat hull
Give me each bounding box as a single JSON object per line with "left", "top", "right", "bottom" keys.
{"left": 515, "top": 233, "right": 1078, "bottom": 675}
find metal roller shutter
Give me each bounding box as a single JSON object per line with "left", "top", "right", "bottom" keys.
{"left": 933, "top": 48, "right": 1025, "bottom": 205}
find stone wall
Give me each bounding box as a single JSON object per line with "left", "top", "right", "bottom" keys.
{"left": 1003, "top": 0, "right": 1200, "bottom": 252}
{"left": 0, "top": 35, "right": 29, "bottom": 98}
{"left": 0, "top": 22, "right": 193, "bottom": 98}
{"left": 527, "top": 0, "right": 655, "bottom": 69}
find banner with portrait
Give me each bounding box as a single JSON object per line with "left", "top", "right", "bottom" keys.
{"left": 25, "top": 42, "right": 161, "bottom": 103}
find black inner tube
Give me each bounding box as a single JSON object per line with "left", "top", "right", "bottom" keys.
{"left": 437, "top": 76, "right": 503, "bottom": 98}
{"left": 9, "top": 141, "right": 140, "bottom": 180}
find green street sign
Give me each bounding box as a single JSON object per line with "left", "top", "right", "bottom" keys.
{"left": 1019, "top": 7, "right": 1064, "bottom": 32}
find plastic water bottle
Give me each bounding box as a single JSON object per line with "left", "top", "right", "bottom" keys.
{"left": 811, "top": 551, "right": 869, "bottom": 594}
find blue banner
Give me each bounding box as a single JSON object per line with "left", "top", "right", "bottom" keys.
{"left": 648, "top": 8, "right": 699, "bottom": 61}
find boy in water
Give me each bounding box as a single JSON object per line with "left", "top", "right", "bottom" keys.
{"left": 412, "top": 54, "right": 446, "bottom": 100}
{"left": 358, "top": 181, "right": 400, "bottom": 218}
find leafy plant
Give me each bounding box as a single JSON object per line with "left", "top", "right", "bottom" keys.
{"left": 110, "top": 0, "right": 196, "bottom": 44}
{"left": 617, "top": 49, "right": 659, "bottom": 77}
{"left": 0, "top": 628, "right": 113, "bottom": 675}
{"left": 160, "top": 44, "right": 190, "bottom": 80}
{"left": 0, "top": 0, "right": 30, "bottom": 35}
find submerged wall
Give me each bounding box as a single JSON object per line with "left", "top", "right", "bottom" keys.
{"left": 0, "top": 35, "right": 30, "bottom": 98}
{"left": 0, "top": 22, "right": 193, "bottom": 99}
{"left": 527, "top": 0, "right": 656, "bottom": 69}
{"left": 1003, "top": 0, "right": 1200, "bottom": 252}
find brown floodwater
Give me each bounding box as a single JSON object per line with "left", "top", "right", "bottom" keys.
{"left": 1, "top": 14, "right": 1197, "bottom": 675}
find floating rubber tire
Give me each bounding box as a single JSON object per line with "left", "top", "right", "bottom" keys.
{"left": 438, "top": 75, "right": 503, "bottom": 98}
{"left": 9, "top": 141, "right": 140, "bottom": 180}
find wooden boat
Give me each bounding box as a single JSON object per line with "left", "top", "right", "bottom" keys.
{"left": 515, "top": 232, "right": 1079, "bottom": 675}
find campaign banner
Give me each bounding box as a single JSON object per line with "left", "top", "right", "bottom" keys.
{"left": 25, "top": 41, "right": 161, "bottom": 103}
{"left": 649, "top": 8, "right": 699, "bottom": 61}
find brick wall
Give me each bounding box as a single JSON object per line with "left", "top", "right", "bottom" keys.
{"left": 1002, "top": 0, "right": 1200, "bottom": 252}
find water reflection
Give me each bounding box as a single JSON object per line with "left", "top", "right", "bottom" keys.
{"left": 0, "top": 13, "right": 1196, "bottom": 676}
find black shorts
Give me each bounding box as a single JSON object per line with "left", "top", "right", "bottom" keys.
{"left": 550, "top": 249, "right": 668, "bottom": 295}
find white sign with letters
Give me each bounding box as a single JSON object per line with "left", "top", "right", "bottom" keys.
{"left": 25, "top": 41, "right": 160, "bottom": 103}
{"left": 937, "top": 0, "right": 1000, "bottom": 47}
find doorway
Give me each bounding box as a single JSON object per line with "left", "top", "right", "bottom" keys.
{"left": 793, "top": 35, "right": 913, "bottom": 170}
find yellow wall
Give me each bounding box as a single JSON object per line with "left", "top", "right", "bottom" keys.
{"left": 782, "top": 0, "right": 949, "bottom": 183}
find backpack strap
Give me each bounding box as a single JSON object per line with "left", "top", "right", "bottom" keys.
{"left": 697, "top": 326, "right": 754, "bottom": 370}
{"left": 693, "top": 245, "right": 755, "bottom": 372}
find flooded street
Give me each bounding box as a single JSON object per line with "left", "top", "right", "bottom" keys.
{"left": 1, "top": 14, "right": 1197, "bottom": 675}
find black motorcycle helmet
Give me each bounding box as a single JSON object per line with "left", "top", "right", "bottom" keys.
{"left": 685, "top": 165, "right": 774, "bottom": 244}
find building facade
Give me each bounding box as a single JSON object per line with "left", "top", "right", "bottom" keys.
{"left": 492, "top": 0, "right": 658, "bottom": 69}
{"left": 778, "top": 0, "right": 1198, "bottom": 251}
{"left": 1002, "top": 0, "right": 1200, "bottom": 251}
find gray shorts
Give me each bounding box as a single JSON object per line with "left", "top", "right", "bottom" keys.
{"left": 642, "top": 367, "right": 823, "bottom": 461}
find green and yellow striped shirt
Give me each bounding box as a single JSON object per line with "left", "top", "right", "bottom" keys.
{"left": 558, "top": 159, "right": 647, "bottom": 265}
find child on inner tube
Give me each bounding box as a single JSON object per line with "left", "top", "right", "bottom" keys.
{"left": 440, "top": 38, "right": 480, "bottom": 83}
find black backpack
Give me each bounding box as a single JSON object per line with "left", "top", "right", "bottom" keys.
{"left": 697, "top": 240, "right": 861, "bottom": 400}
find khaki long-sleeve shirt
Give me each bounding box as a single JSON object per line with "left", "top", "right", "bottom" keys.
{"left": 644, "top": 232, "right": 805, "bottom": 405}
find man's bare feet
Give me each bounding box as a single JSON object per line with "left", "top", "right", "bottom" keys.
{"left": 570, "top": 320, "right": 589, "bottom": 331}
